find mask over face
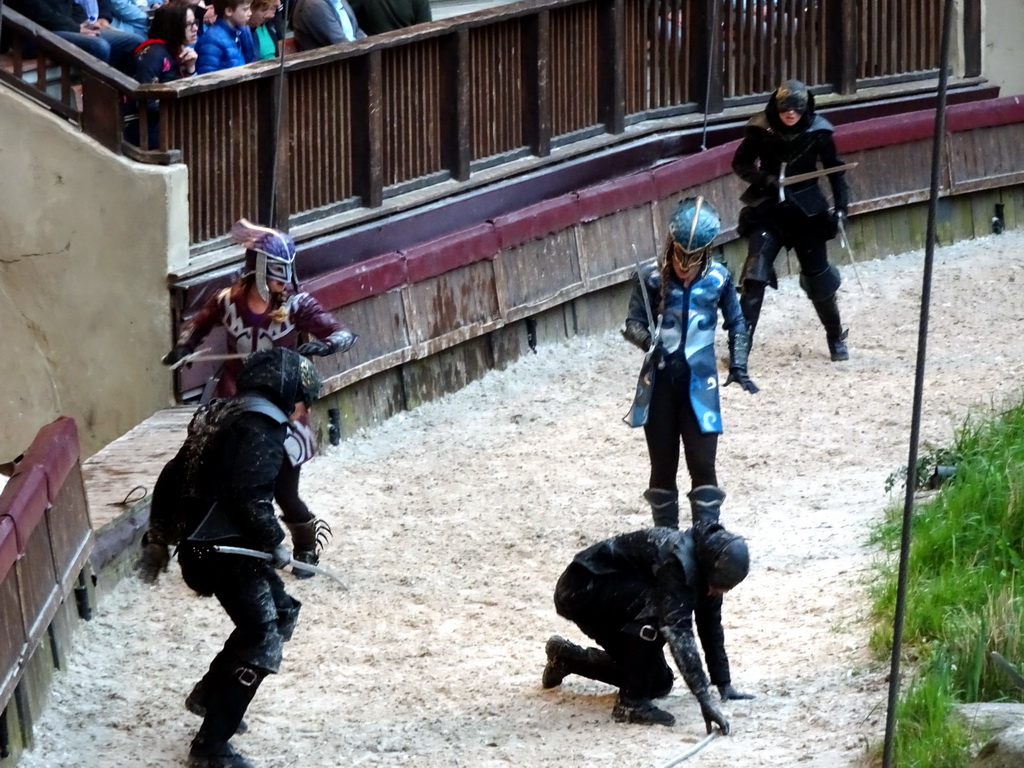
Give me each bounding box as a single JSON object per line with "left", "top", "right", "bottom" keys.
{"left": 232, "top": 218, "right": 297, "bottom": 301}
{"left": 696, "top": 526, "right": 750, "bottom": 591}
{"left": 775, "top": 78, "right": 809, "bottom": 115}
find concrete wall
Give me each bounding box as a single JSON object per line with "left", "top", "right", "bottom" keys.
{"left": 983, "top": 0, "right": 1024, "bottom": 96}
{"left": 0, "top": 90, "right": 189, "bottom": 459}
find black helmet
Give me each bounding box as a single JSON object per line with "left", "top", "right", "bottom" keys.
{"left": 775, "top": 79, "right": 810, "bottom": 115}
{"left": 696, "top": 526, "right": 750, "bottom": 591}
{"left": 237, "top": 348, "right": 321, "bottom": 414}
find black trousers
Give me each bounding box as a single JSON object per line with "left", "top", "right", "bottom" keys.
{"left": 554, "top": 564, "right": 674, "bottom": 699}
{"left": 275, "top": 462, "right": 313, "bottom": 525}
{"left": 643, "top": 367, "right": 718, "bottom": 492}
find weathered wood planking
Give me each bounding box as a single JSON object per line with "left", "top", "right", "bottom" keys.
{"left": 80, "top": 407, "right": 192, "bottom": 533}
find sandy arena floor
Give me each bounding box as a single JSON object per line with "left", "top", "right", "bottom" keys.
{"left": 17, "top": 229, "right": 1024, "bottom": 768}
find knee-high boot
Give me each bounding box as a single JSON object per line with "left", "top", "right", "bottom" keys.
{"left": 643, "top": 488, "right": 679, "bottom": 528}
{"left": 688, "top": 485, "right": 726, "bottom": 536}
{"left": 188, "top": 665, "right": 266, "bottom": 768}
{"left": 740, "top": 283, "right": 766, "bottom": 347}
{"left": 542, "top": 636, "right": 624, "bottom": 690}
{"left": 812, "top": 296, "right": 849, "bottom": 361}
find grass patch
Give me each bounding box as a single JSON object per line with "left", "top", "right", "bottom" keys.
{"left": 870, "top": 395, "right": 1024, "bottom": 765}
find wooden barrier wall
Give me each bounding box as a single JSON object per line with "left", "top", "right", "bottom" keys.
{"left": 0, "top": 417, "right": 94, "bottom": 768}
{"left": 168, "top": 95, "right": 1024, "bottom": 434}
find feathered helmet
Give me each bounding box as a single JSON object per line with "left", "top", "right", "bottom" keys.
{"left": 667, "top": 196, "right": 720, "bottom": 269}
{"left": 231, "top": 218, "right": 297, "bottom": 300}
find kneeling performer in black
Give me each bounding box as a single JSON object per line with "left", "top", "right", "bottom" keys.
{"left": 542, "top": 525, "right": 753, "bottom": 731}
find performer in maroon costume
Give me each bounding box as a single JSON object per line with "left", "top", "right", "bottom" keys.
{"left": 162, "top": 219, "right": 357, "bottom": 577}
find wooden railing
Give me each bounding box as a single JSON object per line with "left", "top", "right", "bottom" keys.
{"left": 1, "top": 0, "right": 982, "bottom": 250}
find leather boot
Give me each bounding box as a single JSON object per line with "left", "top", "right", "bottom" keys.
{"left": 185, "top": 654, "right": 248, "bottom": 735}
{"left": 611, "top": 693, "right": 676, "bottom": 726}
{"left": 812, "top": 297, "right": 849, "bottom": 362}
{"left": 643, "top": 488, "right": 679, "bottom": 528}
{"left": 542, "top": 635, "right": 623, "bottom": 689}
{"left": 688, "top": 485, "right": 726, "bottom": 536}
{"left": 284, "top": 518, "right": 331, "bottom": 579}
{"left": 740, "top": 284, "right": 765, "bottom": 349}
{"left": 188, "top": 665, "right": 266, "bottom": 768}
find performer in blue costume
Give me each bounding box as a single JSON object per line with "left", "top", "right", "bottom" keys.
{"left": 622, "top": 197, "right": 758, "bottom": 532}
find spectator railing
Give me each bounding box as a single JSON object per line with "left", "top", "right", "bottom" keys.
{"left": 2, "top": 0, "right": 983, "bottom": 249}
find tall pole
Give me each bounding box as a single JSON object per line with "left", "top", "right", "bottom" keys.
{"left": 880, "top": 0, "right": 956, "bottom": 764}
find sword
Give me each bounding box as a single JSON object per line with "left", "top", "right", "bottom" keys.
{"left": 779, "top": 162, "right": 859, "bottom": 187}
{"left": 169, "top": 348, "right": 250, "bottom": 371}
{"left": 835, "top": 214, "right": 865, "bottom": 291}
{"left": 212, "top": 545, "right": 349, "bottom": 589}
{"left": 991, "top": 651, "right": 1024, "bottom": 691}
{"left": 622, "top": 246, "right": 663, "bottom": 428}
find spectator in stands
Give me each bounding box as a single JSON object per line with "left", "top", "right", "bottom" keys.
{"left": 7, "top": 0, "right": 145, "bottom": 74}
{"left": 291, "top": 0, "right": 364, "bottom": 51}
{"left": 135, "top": 2, "right": 199, "bottom": 81}
{"left": 247, "top": 0, "right": 280, "bottom": 60}
{"left": 125, "top": 2, "right": 197, "bottom": 147}
{"left": 107, "top": 0, "right": 150, "bottom": 37}
{"left": 353, "top": 0, "right": 430, "bottom": 36}
{"left": 194, "top": 0, "right": 255, "bottom": 74}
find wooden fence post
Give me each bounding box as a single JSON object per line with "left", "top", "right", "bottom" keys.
{"left": 827, "top": 0, "right": 857, "bottom": 95}
{"left": 442, "top": 28, "right": 472, "bottom": 182}
{"left": 352, "top": 50, "right": 384, "bottom": 208}
{"left": 962, "top": 0, "right": 981, "bottom": 78}
{"left": 598, "top": 0, "right": 625, "bottom": 134}
{"left": 522, "top": 10, "right": 551, "bottom": 158}
{"left": 693, "top": 0, "right": 722, "bottom": 114}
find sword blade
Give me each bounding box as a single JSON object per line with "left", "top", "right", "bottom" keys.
{"left": 779, "top": 162, "right": 859, "bottom": 187}
{"left": 212, "top": 545, "right": 349, "bottom": 589}
{"left": 170, "top": 351, "right": 250, "bottom": 371}
{"left": 630, "top": 244, "right": 657, "bottom": 335}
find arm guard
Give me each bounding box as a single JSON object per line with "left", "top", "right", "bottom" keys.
{"left": 326, "top": 329, "right": 357, "bottom": 354}
{"left": 656, "top": 555, "right": 711, "bottom": 698}
{"left": 729, "top": 331, "right": 751, "bottom": 372}
{"left": 663, "top": 625, "right": 712, "bottom": 699}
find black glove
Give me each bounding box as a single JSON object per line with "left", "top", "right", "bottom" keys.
{"left": 724, "top": 366, "right": 759, "bottom": 394}
{"left": 269, "top": 542, "right": 292, "bottom": 569}
{"left": 697, "top": 692, "right": 730, "bottom": 735}
{"left": 621, "top": 320, "right": 652, "bottom": 352}
{"left": 718, "top": 683, "right": 755, "bottom": 701}
{"left": 297, "top": 340, "right": 334, "bottom": 357}
{"left": 161, "top": 343, "right": 193, "bottom": 366}
{"left": 134, "top": 542, "right": 170, "bottom": 584}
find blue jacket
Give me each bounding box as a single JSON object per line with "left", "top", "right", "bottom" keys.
{"left": 626, "top": 261, "right": 746, "bottom": 434}
{"left": 195, "top": 18, "right": 256, "bottom": 74}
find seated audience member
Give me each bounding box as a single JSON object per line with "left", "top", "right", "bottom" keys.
{"left": 8, "top": 0, "right": 145, "bottom": 74}
{"left": 135, "top": 2, "right": 199, "bottom": 81}
{"left": 248, "top": 0, "right": 279, "bottom": 60}
{"left": 107, "top": 0, "right": 150, "bottom": 37}
{"left": 194, "top": 0, "right": 255, "bottom": 74}
{"left": 291, "top": 0, "right": 363, "bottom": 51}
{"left": 126, "top": 2, "right": 198, "bottom": 146}
{"left": 353, "top": 0, "right": 430, "bottom": 36}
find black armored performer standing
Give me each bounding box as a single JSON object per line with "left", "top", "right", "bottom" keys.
{"left": 732, "top": 78, "right": 851, "bottom": 361}
{"left": 542, "top": 524, "right": 753, "bottom": 731}
{"left": 135, "top": 348, "right": 322, "bottom": 768}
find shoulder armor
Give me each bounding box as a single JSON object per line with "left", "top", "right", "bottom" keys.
{"left": 747, "top": 112, "right": 771, "bottom": 131}
{"left": 234, "top": 393, "right": 289, "bottom": 425}
{"left": 809, "top": 114, "right": 834, "bottom": 133}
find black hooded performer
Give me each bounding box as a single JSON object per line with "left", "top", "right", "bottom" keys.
{"left": 135, "top": 347, "right": 322, "bottom": 768}
{"left": 542, "top": 524, "right": 753, "bottom": 730}
{"left": 732, "top": 78, "right": 851, "bottom": 361}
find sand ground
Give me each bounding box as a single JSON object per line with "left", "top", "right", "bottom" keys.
{"left": 17, "top": 229, "right": 1024, "bottom": 768}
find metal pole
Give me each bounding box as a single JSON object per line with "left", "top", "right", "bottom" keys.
{"left": 880, "top": 0, "right": 956, "bottom": 764}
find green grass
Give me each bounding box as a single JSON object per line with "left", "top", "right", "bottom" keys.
{"left": 870, "top": 395, "right": 1024, "bottom": 766}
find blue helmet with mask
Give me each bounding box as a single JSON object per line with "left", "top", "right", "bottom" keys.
{"left": 668, "top": 196, "right": 720, "bottom": 259}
